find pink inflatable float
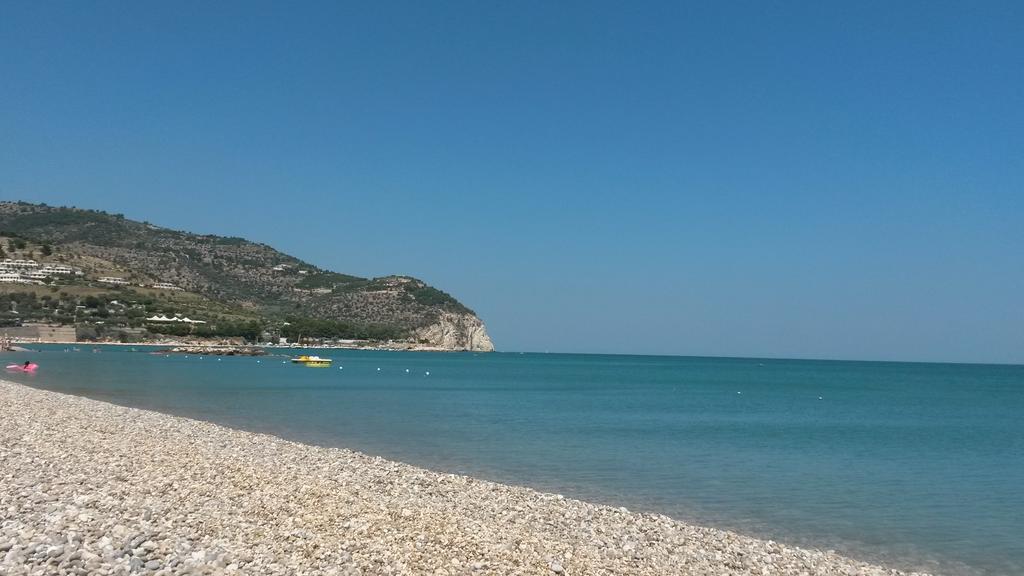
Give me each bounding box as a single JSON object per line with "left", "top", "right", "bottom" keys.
{"left": 6, "top": 362, "right": 38, "bottom": 372}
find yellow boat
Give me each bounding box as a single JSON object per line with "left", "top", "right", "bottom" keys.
{"left": 290, "top": 355, "right": 333, "bottom": 367}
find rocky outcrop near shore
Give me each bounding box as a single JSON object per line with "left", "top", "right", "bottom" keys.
{"left": 0, "top": 380, "right": 928, "bottom": 576}
{"left": 415, "top": 312, "right": 495, "bottom": 352}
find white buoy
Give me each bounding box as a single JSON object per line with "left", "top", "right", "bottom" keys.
{"left": 425, "top": 371, "right": 430, "bottom": 376}
{"left": 405, "top": 368, "right": 410, "bottom": 373}
{"left": 377, "top": 367, "right": 381, "bottom": 371}
{"left": 818, "top": 396, "right": 823, "bottom": 400}
{"left": 737, "top": 391, "right": 741, "bottom": 394}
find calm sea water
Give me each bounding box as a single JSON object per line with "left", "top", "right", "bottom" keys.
{"left": 4, "top": 345, "right": 1022, "bottom": 575}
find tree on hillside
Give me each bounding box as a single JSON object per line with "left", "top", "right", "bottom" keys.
{"left": 41, "top": 244, "right": 52, "bottom": 256}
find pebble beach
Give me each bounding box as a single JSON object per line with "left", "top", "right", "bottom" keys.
{"left": 0, "top": 379, "right": 930, "bottom": 576}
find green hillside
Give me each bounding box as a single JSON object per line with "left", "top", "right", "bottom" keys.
{"left": 0, "top": 201, "right": 491, "bottom": 349}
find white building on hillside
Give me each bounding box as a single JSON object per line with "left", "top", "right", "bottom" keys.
{"left": 39, "top": 264, "right": 75, "bottom": 275}
{"left": 151, "top": 282, "right": 183, "bottom": 291}
{"left": 0, "top": 271, "right": 42, "bottom": 285}
{"left": 98, "top": 276, "right": 129, "bottom": 285}
{"left": 1, "top": 259, "right": 38, "bottom": 269}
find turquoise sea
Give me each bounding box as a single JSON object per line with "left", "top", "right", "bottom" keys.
{"left": 4, "top": 345, "right": 1022, "bottom": 575}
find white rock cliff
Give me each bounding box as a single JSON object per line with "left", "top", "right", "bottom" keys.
{"left": 415, "top": 312, "right": 495, "bottom": 352}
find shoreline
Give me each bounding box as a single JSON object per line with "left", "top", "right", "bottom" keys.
{"left": 4, "top": 340, "right": 480, "bottom": 353}
{"left": 0, "top": 379, "right": 931, "bottom": 575}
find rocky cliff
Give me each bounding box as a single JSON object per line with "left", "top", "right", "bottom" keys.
{"left": 415, "top": 312, "right": 495, "bottom": 352}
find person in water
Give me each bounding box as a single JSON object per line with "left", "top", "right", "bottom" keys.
{"left": 24, "top": 361, "right": 30, "bottom": 369}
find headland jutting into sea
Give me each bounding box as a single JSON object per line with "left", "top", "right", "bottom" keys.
{"left": 0, "top": 378, "right": 929, "bottom": 576}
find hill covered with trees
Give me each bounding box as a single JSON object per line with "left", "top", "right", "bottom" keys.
{"left": 0, "top": 201, "right": 493, "bottom": 351}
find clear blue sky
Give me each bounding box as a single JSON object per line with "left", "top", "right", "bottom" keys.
{"left": 2, "top": 1, "right": 1021, "bottom": 363}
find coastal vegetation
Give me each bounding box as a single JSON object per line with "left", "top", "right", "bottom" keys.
{"left": 0, "top": 201, "right": 492, "bottom": 349}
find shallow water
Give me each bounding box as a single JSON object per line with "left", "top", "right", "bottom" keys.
{"left": 5, "top": 345, "right": 1022, "bottom": 575}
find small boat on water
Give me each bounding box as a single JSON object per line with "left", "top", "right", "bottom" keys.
{"left": 290, "top": 355, "right": 333, "bottom": 368}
